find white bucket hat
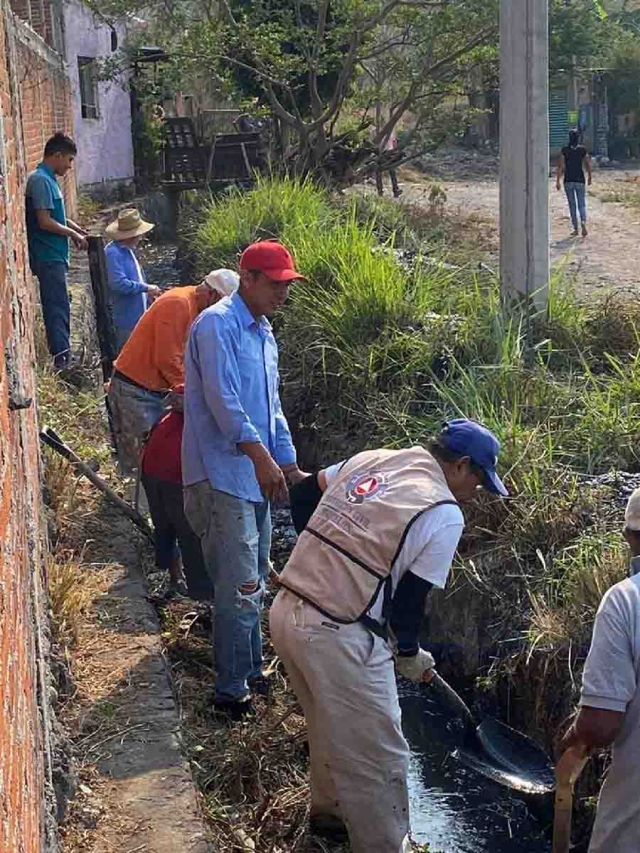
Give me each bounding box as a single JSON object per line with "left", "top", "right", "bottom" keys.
{"left": 105, "top": 208, "right": 155, "bottom": 241}
{"left": 204, "top": 269, "right": 239, "bottom": 297}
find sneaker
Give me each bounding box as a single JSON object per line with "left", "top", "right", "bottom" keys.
{"left": 309, "top": 814, "right": 349, "bottom": 842}
{"left": 581, "top": 223, "right": 588, "bottom": 237}
{"left": 212, "top": 696, "right": 254, "bottom": 723}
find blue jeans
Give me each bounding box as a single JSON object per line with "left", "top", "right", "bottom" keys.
{"left": 564, "top": 182, "right": 587, "bottom": 231}
{"left": 183, "top": 481, "right": 272, "bottom": 701}
{"left": 33, "top": 261, "right": 70, "bottom": 368}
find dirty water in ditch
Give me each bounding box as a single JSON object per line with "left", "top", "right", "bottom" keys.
{"left": 400, "top": 685, "right": 552, "bottom": 853}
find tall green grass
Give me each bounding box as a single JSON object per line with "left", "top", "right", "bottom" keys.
{"left": 191, "top": 176, "right": 640, "bottom": 738}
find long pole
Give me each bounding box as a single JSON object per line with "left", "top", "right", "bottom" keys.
{"left": 500, "top": 0, "right": 550, "bottom": 314}
{"left": 87, "top": 235, "right": 117, "bottom": 381}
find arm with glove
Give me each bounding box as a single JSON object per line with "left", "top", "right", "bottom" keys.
{"left": 391, "top": 571, "right": 436, "bottom": 683}
{"left": 389, "top": 508, "right": 465, "bottom": 683}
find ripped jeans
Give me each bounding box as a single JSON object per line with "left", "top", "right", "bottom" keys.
{"left": 183, "top": 481, "right": 271, "bottom": 701}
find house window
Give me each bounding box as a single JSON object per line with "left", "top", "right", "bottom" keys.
{"left": 78, "top": 57, "right": 99, "bottom": 119}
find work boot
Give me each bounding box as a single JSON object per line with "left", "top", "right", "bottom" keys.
{"left": 212, "top": 696, "right": 254, "bottom": 724}
{"left": 309, "top": 814, "right": 349, "bottom": 842}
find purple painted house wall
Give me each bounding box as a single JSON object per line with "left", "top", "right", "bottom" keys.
{"left": 63, "top": 0, "right": 133, "bottom": 189}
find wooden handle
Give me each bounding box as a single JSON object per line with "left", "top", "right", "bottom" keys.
{"left": 552, "top": 746, "right": 590, "bottom": 853}
{"left": 40, "top": 426, "right": 154, "bottom": 542}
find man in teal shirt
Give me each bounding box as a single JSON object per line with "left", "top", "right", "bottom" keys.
{"left": 25, "top": 133, "right": 88, "bottom": 369}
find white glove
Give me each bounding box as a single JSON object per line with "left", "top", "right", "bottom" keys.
{"left": 394, "top": 648, "right": 436, "bottom": 683}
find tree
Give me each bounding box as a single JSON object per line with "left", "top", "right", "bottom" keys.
{"left": 170, "top": 1, "right": 500, "bottom": 180}
{"left": 93, "top": 0, "right": 640, "bottom": 184}
{"left": 548, "top": 0, "right": 614, "bottom": 72}
{"left": 357, "top": 0, "right": 498, "bottom": 151}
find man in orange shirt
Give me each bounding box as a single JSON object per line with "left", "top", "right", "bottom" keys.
{"left": 108, "top": 269, "right": 239, "bottom": 476}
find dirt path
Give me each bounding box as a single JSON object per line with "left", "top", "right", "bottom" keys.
{"left": 401, "top": 165, "right": 640, "bottom": 299}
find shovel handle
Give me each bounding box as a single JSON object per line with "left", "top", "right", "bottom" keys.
{"left": 552, "top": 746, "right": 590, "bottom": 853}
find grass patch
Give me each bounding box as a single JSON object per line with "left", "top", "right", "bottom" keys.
{"left": 600, "top": 176, "right": 640, "bottom": 208}
{"left": 600, "top": 188, "right": 640, "bottom": 206}
{"left": 47, "top": 551, "right": 93, "bottom": 647}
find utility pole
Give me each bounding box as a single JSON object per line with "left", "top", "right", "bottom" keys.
{"left": 500, "top": 0, "right": 549, "bottom": 313}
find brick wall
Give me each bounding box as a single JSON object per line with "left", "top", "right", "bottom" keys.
{"left": 10, "top": 0, "right": 76, "bottom": 214}
{"left": 0, "top": 0, "right": 76, "bottom": 850}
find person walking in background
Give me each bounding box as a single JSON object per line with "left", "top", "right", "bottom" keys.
{"left": 25, "top": 132, "right": 88, "bottom": 369}
{"left": 108, "top": 269, "right": 238, "bottom": 477}
{"left": 182, "top": 241, "right": 308, "bottom": 722}
{"left": 104, "top": 209, "right": 160, "bottom": 353}
{"left": 140, "top": 386, "right": 213, "bottom": 601}
{"left": 557, "top": 129, "right": 592, "bottom": 238}
{"left": 559, "top": 486, "right": 640, "bottom": 853}
{"left": 372, "top": 126, "right": 402, "bottom": 199}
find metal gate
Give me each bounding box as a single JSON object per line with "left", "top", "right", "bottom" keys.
{"left": 549, "top": 89, "right": 569, "bottom": 150}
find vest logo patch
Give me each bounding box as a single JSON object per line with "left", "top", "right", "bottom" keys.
{"left": 346, "top": 472, "right": 388, "bottom": 504}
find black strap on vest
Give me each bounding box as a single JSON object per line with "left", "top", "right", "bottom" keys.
{"left": 361, "top": 614, "right": 388, "bottom": 641}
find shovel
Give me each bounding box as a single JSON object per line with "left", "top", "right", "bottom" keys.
{"left": 40, "top": 425, "right": 154, "bottom": 542}
{"left": 424, "top": 671, "right": 556, "bottom": 794}
{"left": 552, "top": 745, "right": 590, "bottom": 853}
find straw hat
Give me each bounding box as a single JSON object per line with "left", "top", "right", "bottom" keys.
{"left": 105, "top": 209, "right": 155, "bottom": 241}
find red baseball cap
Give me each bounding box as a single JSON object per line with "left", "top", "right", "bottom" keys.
{"left": 239, "top": 241, "right": 306, "bottom": 282}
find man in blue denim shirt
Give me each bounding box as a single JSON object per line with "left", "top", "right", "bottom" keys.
{"left": 25, "top": 133, "right": 88, "bottom": 368}
{"left": 183, "top": 241, "right": 308, "bottom": 720}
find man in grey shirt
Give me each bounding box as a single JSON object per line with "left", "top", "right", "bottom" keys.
{"left": 560, "top": 487, "right": 640, "bottom": 852}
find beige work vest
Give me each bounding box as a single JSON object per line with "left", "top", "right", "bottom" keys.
{"left": 279, "top": 447, "right": 458, "bottom": 624}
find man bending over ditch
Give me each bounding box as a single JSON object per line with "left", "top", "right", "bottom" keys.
{"left": 560, "top": 486, "right": 640, "bottom": 853}
{"left": 271, "top": 419, "right": 508, "bottom": 853}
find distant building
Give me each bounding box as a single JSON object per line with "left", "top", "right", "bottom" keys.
{"left": 63, "top": 0, "right": 134, "bottom": 194}
{"left": 549, "top": 72, "right": 610, "bottom": 159}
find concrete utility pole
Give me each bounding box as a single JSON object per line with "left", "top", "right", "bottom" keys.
{"left": 500, "top": 0, "right": 549, "bottom": 313}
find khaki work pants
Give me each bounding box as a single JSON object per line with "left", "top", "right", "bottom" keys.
{"left": 269, "top": 589, "right": 411, "bottom": 853}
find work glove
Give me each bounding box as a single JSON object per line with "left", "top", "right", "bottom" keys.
{"left": 394, "top": 648, "right": 436, "bottom": 683}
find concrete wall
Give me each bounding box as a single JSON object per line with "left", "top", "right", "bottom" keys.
{"left": 1, "top": 0, "right": 77, "bottom": 850}
{"left": 63, "top": 0, "right": 133, "bottom": 189}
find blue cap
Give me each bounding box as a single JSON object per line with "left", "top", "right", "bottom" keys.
{"left": 439, "top": 419, "right": 508, "bottom": 497}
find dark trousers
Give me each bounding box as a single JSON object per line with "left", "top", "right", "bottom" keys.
{"left": 34, "top": 261, "right": 70, "bottom": 368}
{"left": 141, "top": 473, "right": 213, "bottom": 600}
{"left": 376, "top": 168, "right": 401, "bottom": 198}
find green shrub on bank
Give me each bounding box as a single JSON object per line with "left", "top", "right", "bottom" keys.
{"left": 194, "top": 177, "right": 640, "bottom": 473}
{"left": 193, "top": 176, "right": 640, "bottom": 739}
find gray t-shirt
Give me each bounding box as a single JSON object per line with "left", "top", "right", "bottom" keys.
{"left": 580, "top": 559, "right": 640, "bottom": 853}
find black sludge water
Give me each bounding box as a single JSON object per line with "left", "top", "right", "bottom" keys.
{"left": 400, "top": 686, "right": 553, "bottom": 853}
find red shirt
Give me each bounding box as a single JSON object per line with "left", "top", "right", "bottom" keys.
{"left": 141, "top": 410, "right": 183, "bottom": 483}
